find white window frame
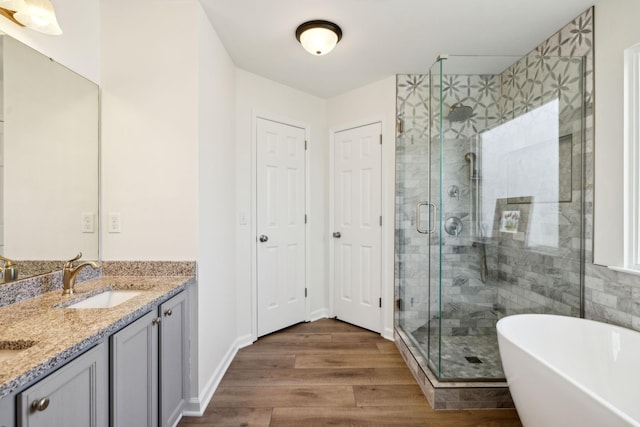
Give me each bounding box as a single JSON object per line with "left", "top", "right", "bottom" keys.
{"left": 624, "top": 42, "right": 640, "bottom": 270}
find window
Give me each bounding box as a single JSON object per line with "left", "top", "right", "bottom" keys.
{"left": 624, "top": 42, "right": 640, "bottom": 269}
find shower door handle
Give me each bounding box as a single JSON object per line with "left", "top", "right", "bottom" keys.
{"left": 416, "top": 202, "right": 437, "bottom": 234}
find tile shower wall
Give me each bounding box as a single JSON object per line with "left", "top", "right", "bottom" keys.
{"left": 395, "top": 8, "right": 594, "bottom": 347}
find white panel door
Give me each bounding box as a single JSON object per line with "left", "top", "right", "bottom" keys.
{"left": 256, "top": 118, "right": 306, "bottom": 337}
{"left": 333, "top": 122, "right": 382, "bottom": 332}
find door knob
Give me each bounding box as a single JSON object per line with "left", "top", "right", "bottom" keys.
{"left": 332, "top": 232, "right": 341, "bottom": 238}
{"left": 259, "top": 235, "right": 269, "bottom": 242}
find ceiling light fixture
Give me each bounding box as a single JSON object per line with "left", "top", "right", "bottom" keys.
{"left": 295, "top": 20, "right": 342, "bottom": 56}
{"left": 0, "top": 0, "right": 62, "bottom": 35}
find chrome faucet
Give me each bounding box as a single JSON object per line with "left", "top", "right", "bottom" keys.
{"left": 0, "top": 255, "right": 17, "bottom": 283}
{"left": 62, "top": 253, "right": 100, "bottom": 296}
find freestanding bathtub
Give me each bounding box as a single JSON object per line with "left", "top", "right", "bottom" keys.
{"left": 497, "top": 314, "right": 640, "bottom": 427}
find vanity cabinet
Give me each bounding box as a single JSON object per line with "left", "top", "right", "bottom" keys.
{"left": 159, "top": 292, "right": 189, "bottom": 427}
{"left": 16, "top": 342, "right": 108, "bottom": 427}
{"left": 111, "top": 310, "right": 158, "bottom": 427}
{"left": 111, "top": 291, "right": 188, "bottom": 427}
{"left": 0, "top": 390, "right": 15, "bottom": 427}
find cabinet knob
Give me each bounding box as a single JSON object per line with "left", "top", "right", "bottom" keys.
{"left": 31, "top": 397, "right": 49, "bottom": 412}
{"left": 152, "top": 317, "right": 162, "bottom": 326}
{"left": 164, "top": 309, "right": 172, "bottom": 316}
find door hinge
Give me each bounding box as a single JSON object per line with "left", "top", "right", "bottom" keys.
{"left": 305, "top": 288, "right": 308, "bottom": 298}
{"left": 305, "top": 140, "right": 308, "bottom": 150}
{"left": 379, "top": 134, "right": 382, "bottom": 145}
{"left": 379, "top": 216, "right": 382, "bottom": 226}
{"left": 379, "top": 297, "right": 382, "bottom": 308}
{"left": 305, "top": 214, "right": 308, "bottom": 224}
{"left": 396, "top": 298, "right": 403, "bottom": 310}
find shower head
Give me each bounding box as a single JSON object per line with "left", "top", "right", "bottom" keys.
{"left": 448, "top": 104, "right": 474, "bottom": 122}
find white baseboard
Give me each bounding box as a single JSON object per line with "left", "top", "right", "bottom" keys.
{"left": 236, "top": 333, "right": 254, "bottom": 349}
{"left": 381, "top": 326, "right": 394, "bottom": 341}
{"left": 182, "top": 333, "right": 253, "bottom": 416}
{"left": 310, "top": 308, "right": 329, "bottom": 322}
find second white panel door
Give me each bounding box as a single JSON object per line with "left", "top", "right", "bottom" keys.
{"left": 256, "top": 118, "right": 306, "bottom": 337}
{"left": 333, "top": 122, "right": 382, "bottom": 333}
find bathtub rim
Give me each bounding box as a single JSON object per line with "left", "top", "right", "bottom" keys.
{"left": 497, "top": 313, "right": 640, "bottom": 427}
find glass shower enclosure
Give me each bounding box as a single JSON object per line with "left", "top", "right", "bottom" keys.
{"left": 395, "top": 55, "right": 585, "bottom": 381}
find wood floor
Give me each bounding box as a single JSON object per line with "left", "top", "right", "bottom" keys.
{"left": 178, "top": 318, "right": 522, "bottom": 427}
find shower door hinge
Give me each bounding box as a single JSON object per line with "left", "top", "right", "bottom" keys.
{"left": 305, "top": 288, "right": 308, "bottom": 298}
{"left": 396, "top": 298, "right": 403, "bottom": 310}
{"left": 397, "top": 119, "right": 404, "bottom": 134}
{"left": 379, "top": 134, "right": 382, "bottom": 145}
{"left": 305, "top": 140, "right": 308, "bottom": 150}
{"left": 305, "top": 214, "right": 308, "bottom": 224}
{"left": 379, "top": 216, "right": 382, "bottom": 226}
{"left": 379, "top": 298, "right": 382, "bottom": 308}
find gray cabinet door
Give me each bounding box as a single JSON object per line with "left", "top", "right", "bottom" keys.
{"left": 111, "top": 310, "right": 158, "bottom": 427}
{"left": 17, "top": 341, "right": 108, "bottom": 427}
{"left": 0, "top": 392, "right": 14, "bottom": 427}
{"left": 159, "top": 291, "right": 189, "bottom": 427}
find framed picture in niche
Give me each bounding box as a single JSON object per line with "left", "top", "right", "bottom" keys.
{"left": 500, "top": 210, "right": 520, "bottom": 233}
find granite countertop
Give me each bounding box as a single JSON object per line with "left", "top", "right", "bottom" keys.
{"left": 0, "top": 275, "right": 194, "bottom": 399}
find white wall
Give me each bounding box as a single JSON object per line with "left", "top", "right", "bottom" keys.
{"left": 235, "top": 69, "right": 328, "bottom": 339}
{"left": 194, "top": 2, "right": 238, "bottom": 410}
{"left": 102, "top": 0, "right": 238, "bottom": 412}
{"left": 101, "top": 0, "right": 199, "bottom": 261}
{"left": 593, "top": 0, "right": 640, "bottom": 266}
{"left": 0, "top": 0, "right": 100, "bottom": 83}
{"left": 327, "top": 76, "right": 396, "bottom": 338}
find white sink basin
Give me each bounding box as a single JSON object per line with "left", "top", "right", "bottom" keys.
{"left": 67, "top": 290, "right": 141, "bottom": 309}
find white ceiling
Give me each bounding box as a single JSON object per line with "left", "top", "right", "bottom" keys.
{"left": 200, "top": 0, "right": 596, "bottom": 99}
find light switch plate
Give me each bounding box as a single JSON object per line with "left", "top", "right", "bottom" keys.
{"left": 239, "top": 210, "right": 249, "bottom": 226}
{"left": 108, "top": 213, "right": 121, "bottom": 233}
{"left": 81, "top": 212, "right": 95, "bottom": 233}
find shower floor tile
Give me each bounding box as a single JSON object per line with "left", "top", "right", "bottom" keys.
{"left": 411, "top": 328, "right": 505, "bottom": 380}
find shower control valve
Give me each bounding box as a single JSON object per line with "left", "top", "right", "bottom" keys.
{"left": 444, "top": 217, "right": 463, "bottom": 236}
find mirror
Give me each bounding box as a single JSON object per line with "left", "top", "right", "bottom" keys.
{"left": 0, "top": 35, "right": 99, "bottom": 281}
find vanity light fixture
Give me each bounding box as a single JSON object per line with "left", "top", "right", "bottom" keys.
{"left": 0, "top": 0, "right": 62, "bottom": 35}
{"left": 0, "top": 0, "right": 25, "bottom": 26}
{"left": 295, "top": 20, "right": 342, "bottom": 56}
